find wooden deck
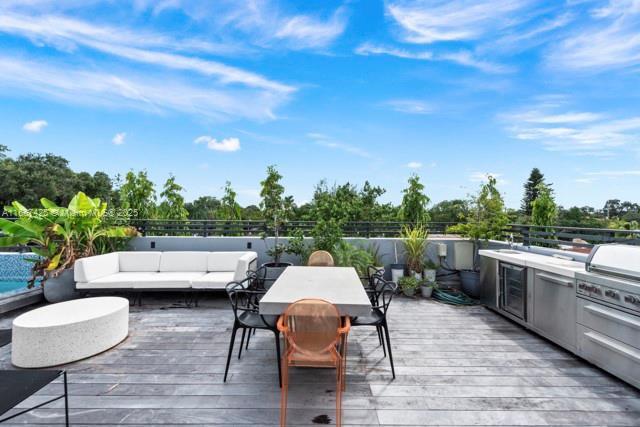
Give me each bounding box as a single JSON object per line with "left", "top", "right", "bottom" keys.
{"left": 1, "top": 294, "right": 639, "bottom": 426}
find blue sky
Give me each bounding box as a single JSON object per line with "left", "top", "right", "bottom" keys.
{"left": 1, "top": 0, "right": 639, "bottom": 209}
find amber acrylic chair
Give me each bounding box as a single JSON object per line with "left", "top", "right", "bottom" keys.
{"left": 277, "top": 299, "right": 350, "bottom": 427}
{"left": 307, "top": 250, "right": 334, "bottom": 266}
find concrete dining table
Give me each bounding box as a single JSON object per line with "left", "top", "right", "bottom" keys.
{"left": 258, "top": 266, "right": 373, "bottom": 316}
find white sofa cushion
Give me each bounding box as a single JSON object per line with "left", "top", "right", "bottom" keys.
{"left": 207, "top": 252, "right": 247, "bottom": 272}
{"left": 159, "top": 252, "right": 208, "bottom": 272}
{"left": 76, "top": 272, "right": 158, "bottom": 289}
{"left": 133, "top": 272, "right": 206, "bottom": 289}
{"left": 119, "top": 252, "right": 161, "bottom": 272}
{"left": 191, "top": 272, "right": 236, "bottom": 289}
{"left": 74, "top": 253, "right": 119, "bottom": 283}
{"left": 234, "top": 252, "right": 258, "bottom": 281}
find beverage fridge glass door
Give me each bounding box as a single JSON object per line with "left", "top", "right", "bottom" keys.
{"left": 500, "top": 263, "right": 527, "bottom": 320}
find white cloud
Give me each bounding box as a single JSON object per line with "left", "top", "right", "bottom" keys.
{"left": 385, "top": 99, "right": 433, "bottom": 115}
{"left": 355, "top": 43, "right": 511, "bottom": 73}
{"left": 275, "top": 8, "right": 347, "bottom": 49}
{"left": 0, "top": 56, "right": 288, "bottom": 121}
{"left": 586, "top": 170, "right": 640, "bottom": 177}
{"left": 574, "top": 177, "right": 595, "bottom": 184}
{"left": 386, "top": 0, "right": 533, "bottom": 44}
{"left": 306, "top": 132, "right": 371, "bottom": 158}
{"left": 469, "top": 172, "right": 503, "bottom": 183}
{"left": 502, "top": 100, "right": 640, "bottom": 156}
{"left": 0, "top": 12, "right": 294, "bottom": 94}
{"left": 194, "top": 136, "right": 240, "bottom": 152}
{"left": 547, "top": 1, "right": 640, "bottom": 71}
{"left": 22, "top": 119, "right": 47, "bottom": 132}
{"left": 355, "top": 43, "right": 433, "bottom": 60}
{"left": 407, "top": 161, "right": 423, "bottom": 169}
{"left": 112, "top": 132, "right": 126, "bottom": 145}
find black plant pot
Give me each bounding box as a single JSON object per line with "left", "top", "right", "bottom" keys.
{"left": 43, "top": 269, "right": 80, "bottom": 303}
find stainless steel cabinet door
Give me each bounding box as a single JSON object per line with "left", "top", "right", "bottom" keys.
{"left": 532, "top": 270, "right": 577, "bottom": 350}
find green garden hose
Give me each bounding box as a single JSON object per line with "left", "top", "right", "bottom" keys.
{"left": 432, "top": 288, "right": 477, "bottom": 306}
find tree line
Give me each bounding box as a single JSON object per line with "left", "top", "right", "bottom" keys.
{"left": 1, "top": 145, "right": 637, "bottom": 230}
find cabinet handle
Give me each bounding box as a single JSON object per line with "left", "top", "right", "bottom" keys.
{"left": 584, "top": 304, "right": 640, "bottom": 331}
{"left": 584, "top": 331, "right": 640, "bottom": 363}
{"left": 536, "top": 272, "right": 573, "bottom": 287}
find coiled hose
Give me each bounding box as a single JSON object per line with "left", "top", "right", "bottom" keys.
{"left": 432, "top": 287, "right": 477, "bottom": 306}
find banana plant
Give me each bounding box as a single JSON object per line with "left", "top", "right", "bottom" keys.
{"left": 0, "top": 192, "right": 138, "bottom": 287}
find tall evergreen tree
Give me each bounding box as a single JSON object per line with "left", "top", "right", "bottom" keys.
{"left": 521, "top": 168, "right": 547, "bottom": 216}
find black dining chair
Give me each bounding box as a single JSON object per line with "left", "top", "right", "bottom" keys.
{"left": 224, "top": 279, "right": 282, "bottom": 387}
{"left": 351, "top": 278, "right": 397, "bottom": 379}
{"left": 248, "top": 262, "right": 292, "bottom": 291}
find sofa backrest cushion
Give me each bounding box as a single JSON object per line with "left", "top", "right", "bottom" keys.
{"left": 207, "top": 252, "right": 250, "bottom": 272}
{"left": 74, "top": 252, "right": 119, "bottom": 282}
{"left": 119, "top": 252, "right": 161, "bottom": 272}
{"left": 233, "top": 252, "right": 258, "bottom": 281}
{"left": 159, "top": 251, "right": 208, "bottom": 272}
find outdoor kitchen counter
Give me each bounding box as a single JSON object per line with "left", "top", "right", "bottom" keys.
{"left": 478, "top": 249, "right": 585, "bottom": 277}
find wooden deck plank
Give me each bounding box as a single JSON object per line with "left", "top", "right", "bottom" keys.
{"left": 1, "top": 295, "right": 639, "bottom": 426}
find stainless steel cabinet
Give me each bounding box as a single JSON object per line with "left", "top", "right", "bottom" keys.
{"left": 532, "top": 269, "right": 576, "bottom": 351}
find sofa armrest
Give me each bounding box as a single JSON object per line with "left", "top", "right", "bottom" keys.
{"left": 234, "top": 252, "right": 258, "bottom": 281}
{"left": 74, "top": 253, "right": 119, "bottom": 283}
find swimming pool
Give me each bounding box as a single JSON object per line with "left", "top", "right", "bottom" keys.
{"left": 0, "top": 252, "right": 40, "bottom": 297}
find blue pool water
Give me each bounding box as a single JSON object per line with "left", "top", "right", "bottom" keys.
{"left": 0, "top": 253, "right": 40, "bottom": 297}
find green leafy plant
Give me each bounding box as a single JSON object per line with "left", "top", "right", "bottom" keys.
{"left": 0, "top": 192, "right": 138, "bottom": 287}
{"left": 398, "top": 276, "right": 420, "bottom": 295}
{"left": 332, "top": 240, "right": 374, "bottom": 276}
{"left": 401, "top": 224, "right": 429, "bottom": 274}
{"left": 311, "top": 218, "right": 343, "bottom": 253}
{"left": 365, "top": 242, "right": 383, "bottom": 267}
{"left": 285, "top": 229, "right": 311, "bottom": 264}
{"left": 531, "top": 183, "right": 557, "bottom": 226}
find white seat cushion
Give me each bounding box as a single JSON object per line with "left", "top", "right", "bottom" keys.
{"left": 119, "top": 252, "right": 161, "bottom": 272}
{"left": 74, "top": 253, "right": 119, "bottom": 283}
{"left": 207, "top": 252, "right": 246, "bottom": 272}
{"left": 76, "top": 272, "right": 158, "bottom": 289}
{"left": 133, "top": 272, "right": 206, "bottom": 289}
{"left": 159, "top": 252, "right": 208, "bottom": 272}
{"left": 191, "top": 272, "right": 236, "bottom": 290}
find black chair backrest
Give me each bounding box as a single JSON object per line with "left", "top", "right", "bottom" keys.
{"left": 225, "top": 278, "right": 259, "bottom": 320}
{"left": 374, "top": 278, "right": 397, "bottom": 314}
{"left": 367, "top": 266, "right": 385, "bottom": 288}
{"left": 249, "top": 263, "right": 292, "bottom": 290}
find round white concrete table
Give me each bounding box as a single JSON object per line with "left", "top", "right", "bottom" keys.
{"left": 12, "top": 297, "right": 129, "bottom": 368}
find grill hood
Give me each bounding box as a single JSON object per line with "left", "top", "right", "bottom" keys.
{"left": 586, "top": 244, "right": 640, "bottom": 281}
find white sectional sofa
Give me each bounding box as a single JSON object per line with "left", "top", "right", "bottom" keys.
{"left": 74, "top": 251, "right": 257, "bottom": 291}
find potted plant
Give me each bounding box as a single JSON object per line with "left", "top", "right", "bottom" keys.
{"left": 401, "top": 225, "right": 429, "bottom": 279}
{"left": 448, "top": 176, "right": 508, "bottom": 298}
{"left": 420, "top": 281, "right": 435, "bottom": 298}
{"left": 423, "top": 259, "right": 438, "bottom": 283}
{"left": 398, "top": 276, "right": 420, "bottom": 297}
{"left": 0, "top": 192, "right": 137, "bottom": 302}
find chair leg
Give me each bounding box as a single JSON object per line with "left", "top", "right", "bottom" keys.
{"left": 63, "top": 371, "right": 69, "bottom": 427}
{"left": 224, "top": 324, "right": 238, "bottom": 382}
{"left": 238, "top": 328, "right": 247, "bottom": 359}
{"left": 378, "top": 326, "right": 386, "bottom": 358}
{"left": 382, "top": 322, "right": 395, "bottom": 380}
{"left": 280, "top": 355, "right": 289, "bottom": 427}
{"left": 274, "top": 330, "right": 282, "bottom": 388}
{"left": 377, "top": 325, "right": 383, "bottom": 346}
{"left": 336, "top": 361, "right": 343, "bottom": 427}
{"left": 245, "top": 328, "right": 252, "bottom": 350}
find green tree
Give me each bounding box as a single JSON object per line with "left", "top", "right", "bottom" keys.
{"left": 186, "top": 196, "right": 221, "bottom": 219}
{"left": 259, "top": 165, "right": 294, "bottom": 229}
{"left": 521, "top": 168, "right": 547, "bottom": 216}
{"left": 399, "top": 174, "right": 430, "bottom": 224}
{"left": 219, "top": 181, "right": 242, "bottom": 220}
{"left": 0, "top": 144, "right": 8, "bottom": 159}
{"left": 429, "top": 199, "right": 469, "bottom": 223}
{"left": 158, "top": 175, "right": 188, "bottom": 220}
{"left": 531, "top": 183, "right": 557, "bottom": 226}
{"left": 119, "top": 170, "right": 157, "bottom": 219}
{"left": 0, "top": 153, "right": 78, "bottom": 208}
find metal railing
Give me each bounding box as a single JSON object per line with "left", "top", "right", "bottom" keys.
{"left": 129, "top": 220, "right": 458, "bottom": 237}
{"left": 504, "top": 224, "right": 640, "bottom": 250}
